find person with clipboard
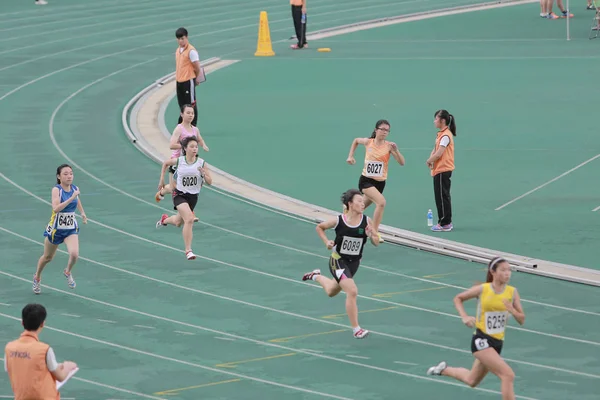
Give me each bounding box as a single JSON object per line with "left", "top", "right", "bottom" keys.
{"left": 174, "top": 27, "right": 205, "bottom": 126}
{"left": 290, "top": 0, "right": 308, "bottom": 49}
{"left": 5, "top": 304, "right": 79, "bottom": 399}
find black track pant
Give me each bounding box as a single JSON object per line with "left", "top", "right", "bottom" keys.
{"left": 176, "top": 79, "right": 198, "bottom": 126}
{"left": 433, "top": 171, "right": 452, "bottom": 226}
{"left": 291, "top": 5, "right": 307, "bottom": 47}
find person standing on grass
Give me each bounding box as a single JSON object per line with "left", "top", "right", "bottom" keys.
{"left": 290, "top": 0, "right": 308, "bottom": 49}
{"left": 5, "top": 304, "right": 78, "bottom": 400}
{"left": 426, "top": 110, "right": 456, "bottom": 232}
{"left": 175, "top": 27, "right": 202, "bottom": 126}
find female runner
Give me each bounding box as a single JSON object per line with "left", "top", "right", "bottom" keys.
{"left": 301, "top": 189, "right": 380, "bottom": 339}
{"left": 33, "top": 164, "right": 87, "bottom": 295}
{"left": 155, "top": 136, "right": 212, "bottom": 260}
{"left": 426, "top": 257, "right": 525, "bottom": 400}
{"left": 346, "top": 119, "right": 405, "bottom": 241}
{"left": 155, "top": 104, "right": 209, "bottom": 204}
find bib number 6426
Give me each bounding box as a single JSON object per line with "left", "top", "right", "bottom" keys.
{"left": 58, "top": 213, "right": 75, "bottom": 229}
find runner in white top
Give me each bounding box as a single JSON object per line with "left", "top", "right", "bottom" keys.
{"left": 155, "top": 136, "right": 212, "bottom": 260}
{"left": 155, "top": 104, "right": 209, "bottom": 223}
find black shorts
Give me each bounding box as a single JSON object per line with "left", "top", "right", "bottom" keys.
{"left": 172, "top": 190, "right": 198, "bottom": 211}
{"left": 328, "top": 254, "right": 361, "bottom": 283}
{"left": 358, "top": 175, "right": 386, "bottom": 194}
{"left": 471, "top": 329, "right": 503, "bottom": 355}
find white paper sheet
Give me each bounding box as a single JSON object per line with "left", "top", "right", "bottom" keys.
{"left": 56, "top": 367, "right": 79, "bottom": 390}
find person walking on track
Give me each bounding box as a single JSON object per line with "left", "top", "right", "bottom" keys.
{"left": 302, "top": 189, "right": 380, "bottom": 339}
{"left": 175, "top": 27, "right": 203, "bottom": 126}
{"left": 33, "top": 164, "right": 87, "bottom": 295}
{"left": 346, "top": 119, "right": 405, "bottom": 242}
{"left": 290, "top": 0, "right": 307, "bottom": 49}
{"left": 426, "top": 109, "right": 456, "bottom": 232}
{"left": 156, "top": 136, "right": 212, "bottom": 260}
{"left": 426, "top": 257, "right": 525, "bottom": 400}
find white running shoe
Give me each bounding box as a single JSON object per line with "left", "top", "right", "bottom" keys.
{"left": 63, "top": 269, "right": 76, "bottom": 289}
{"left": 427, "top": 361, "right": 447, "bottom": 376}
{"left": 302, "top": 269, "right": 321, "bottom": 281}
{"left": 186, "top": 251, "right": 196, "bottom": 260}
{"left": 32, "top": 274, "right": 41, "bottom": 295}
{"left": 156, "top": 214, "right": 168, "bottom": 228}
{"left": 353, "top": 328, "right": 369, "bottom": 339}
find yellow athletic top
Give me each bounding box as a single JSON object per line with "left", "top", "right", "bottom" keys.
{"left": 361, "top": 139, "right": 390, "bottom": 181}
{"left": 475, "top": 283, "right": 515, "bottom": 341}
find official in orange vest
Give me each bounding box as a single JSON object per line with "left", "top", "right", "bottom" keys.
{"left": 175, "top": 27, "right": 202, "bottom": 126}
{"left": 426, "top": 109, "right": 456, "bottom": 232}
{"left": 4, "top": 304, "right": 78, "bottom": 400}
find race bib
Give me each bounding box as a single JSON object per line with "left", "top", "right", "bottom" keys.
{"left": 181, "top": 175, "right": 199, "bottom": 188}
{"left": 485, "top": 311, "right": 508, "bottom": 335}
{"left": 365, "top": 161, "right": 384, "bottom": 177}
{"left": 474, "top": 337, "right": 489, "bottom": 351}
{"left": 57, "top": 212, "right": 75, "bottom": 230}
{"left": 340, "top": 236, "right": 362, "bottom": 256}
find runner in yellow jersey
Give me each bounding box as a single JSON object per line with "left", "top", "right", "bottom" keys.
{"left": 346, "top": 119, "right": 405, "bottom": 242}
{"left": 427, "top": 257, "right": 525, "bottom": 400}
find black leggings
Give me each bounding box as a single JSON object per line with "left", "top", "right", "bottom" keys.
{"left": 291, "top": 5, "right": 307, "bottom": 47}
{"left": 176, "top": 79, "right": 198, "bottom": 126}
{"left": 433, "top": 171, "right": 452, "bottom": 226}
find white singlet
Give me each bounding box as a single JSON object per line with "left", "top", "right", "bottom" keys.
{"left": 174, "top": 156, "right": 205, "bottom": 194}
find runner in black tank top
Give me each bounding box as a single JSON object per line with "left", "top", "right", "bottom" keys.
{"left": 302, "top": 188, "right": 381, "bottom": 339}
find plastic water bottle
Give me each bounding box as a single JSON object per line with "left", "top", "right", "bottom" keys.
{"left": 427, "top": 209, "right": 433, "bottom": 227}
{"left": 301, "top": 13, "right": 306, "bottom": 24}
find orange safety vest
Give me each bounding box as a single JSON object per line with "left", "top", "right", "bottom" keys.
{"left": 432, "top": 127, "right": 455, "bottom": 176}
{"left": 175, "top": 43, "right": 197, "bottom": 83}
{"left": 5, "top": 331, "right": 59, "bottom": 400}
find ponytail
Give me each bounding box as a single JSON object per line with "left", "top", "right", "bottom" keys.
{"left": 448, "top": 114, "right": 457, "bottom": 137}
{"left": 434, "top": 110, "right": 456, "bottom": 137}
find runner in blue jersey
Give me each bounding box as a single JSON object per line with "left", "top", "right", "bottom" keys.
{"left": 33, "top": 164, "right": 87, "bottom": 295}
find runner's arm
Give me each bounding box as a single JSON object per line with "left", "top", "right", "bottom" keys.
{"left": 75, "top": 192, "right": 87, "bottom": 223}
{"left": 366, "top": 217, "right": 380, "bottom": 246}
{"left": 52, "top": 187, "right": 78, "bottom": 213}
{"left": 195, "top": 129, "right": 209, "bottom": 152}
{"left": 316, "top": 218, "right": 337, "bottom": 248}
{"left": 158, "top": 158, "right": 178, "bottom": 189}
{"left": 200, "top": 163, "right": 212, "bottom": 185}
{"left": 389, "top": 142, "right": 405, "bottom": 166}
{"left": 505, "top": 289, "right": 525, "bottom": 325}
{"left": 169, "top": 126, "right": 182, "bottom": 150}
